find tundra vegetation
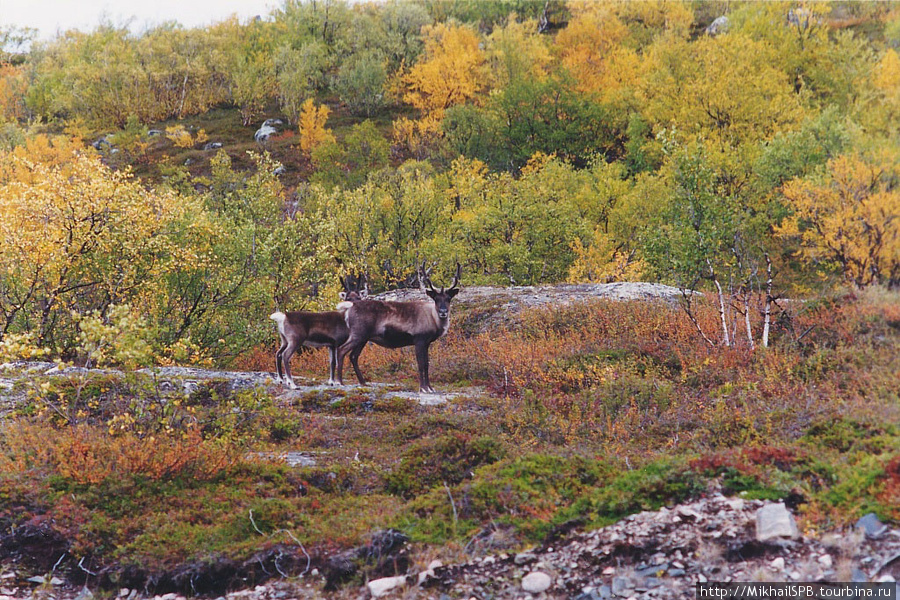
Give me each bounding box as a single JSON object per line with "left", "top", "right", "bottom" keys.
{"left": 0, "top": 0, "right": 898, "bottom": 595}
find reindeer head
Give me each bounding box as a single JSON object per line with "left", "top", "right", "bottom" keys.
{"left": 420, "top": 262, "right": 461, "bottom": 320}
{"left": 339, "top": 273, "right": 369, "bottom": 302}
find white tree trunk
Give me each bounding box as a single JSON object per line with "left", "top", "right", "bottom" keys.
{"left": 762, "top": 254, "right": 773, "bottom": 348}
{"left": 744, "top": 292, "right": 755, "bottom": 350}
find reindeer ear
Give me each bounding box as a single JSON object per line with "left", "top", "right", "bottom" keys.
{"left": 425, "top": 288, "right": 437, "bottom": 300}
{"left": 339, "top": 291, "right": 347, "bottom": 301}
{"left": 447, "top": 288, "right": 460, "bottom": 299}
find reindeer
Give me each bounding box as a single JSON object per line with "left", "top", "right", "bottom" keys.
{"left": 270, "top": 275, "right": 368, "bottom": 389}
{"left": 335, "top": 263, "right": 461, "bottom": 393}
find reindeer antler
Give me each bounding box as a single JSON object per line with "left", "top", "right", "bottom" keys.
{"left": 448, "top": 263, "right": 462, "bottom": 291}
{"left": 358, "top": 272, "right": 369, "bottom": 298}
{"left": 419, "top": 261, "right": 435, "bottom": 291}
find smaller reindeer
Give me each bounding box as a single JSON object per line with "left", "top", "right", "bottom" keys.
{"left": 336, "top": 263, "right": 461, "bottom": 393}
{"left": 270, "top": 276, "right": 368, "bottom": 388}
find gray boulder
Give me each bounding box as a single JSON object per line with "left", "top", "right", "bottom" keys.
{"left": 856, "top": 513, "right": 888, "bottom": 539}
{"left": 254, "top": 124, "right": 278, "bottom": 143}
{"left": 706, "top": 16, "right": 729, "bottom": 36}
{"left": 756, "top": 503, "right": 800, "bottom": 542}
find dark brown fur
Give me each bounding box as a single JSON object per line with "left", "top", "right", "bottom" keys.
{"left": 271, "top": 283, "right": 366, "bottom": 387}
{"left": 336, "top": 265, "right": 460, "bottom": 393}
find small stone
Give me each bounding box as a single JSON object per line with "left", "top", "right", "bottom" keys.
{"left": 367, "top": 575, "right": 407, "bottom": 597}
{"left": 310, "top": 568, "right": 319, "bottom": 577}
{"left": 726, "top": 498, "right": 745, "bottom": 511}
{"left": 756, "top": 503, "right": 800, "bottom": 542}
{"left": 852, "top": 568, "right": 868, "bottom": 583}
{"left": 603, "top": 566, "right": 616, "bottom": 576}
{"left": 522, "top": 571, "right": 552, "bottom": 594}
{"left": 676, "top": 506, "right": 703, "bottom": 522}
{"left": 612, "top": 577, "right": 633, "bottom": 596}
{"left": 118, "top": 589, "right": 130, "bottom": 598}
{"left": 74, "top": 587, "right": 93, "bottom": 600}
{"left": 855, "top": 513, "right": 888, "bottom": 539}
{"left": 771, "top": 557, "right": 785, "bottom": 570}
{"left": 514, "top": 551, "right": 537, "bottom": 566}
{"left": 637, "top": 563, "right": 667, "bottom": 577}
{"left": 698, "top": 574, "right": 708, "bottom": 583}
{"left": 818, "top": 554, "right": 833, "bottom": 568}
{"left": 668, "top": 569, "right": 686, "bottom": 577}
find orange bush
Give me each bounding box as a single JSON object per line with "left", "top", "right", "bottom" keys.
{"left": 0, "top": 422, "right": 238, "bottom": 484}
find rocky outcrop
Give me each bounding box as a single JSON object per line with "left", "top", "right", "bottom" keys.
{"left": 375, "top": 282, "right": 686, "bottom": 306}
{"left": 418, "top": 495, "right": 899, "bottom": 599}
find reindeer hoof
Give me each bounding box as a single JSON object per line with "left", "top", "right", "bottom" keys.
{"left": 286, "top": 379, "right": 298, "bottom": 390}
{"left": 420, "top": 387, "right": 436, "bottom": 394}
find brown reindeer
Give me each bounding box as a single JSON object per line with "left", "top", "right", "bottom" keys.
{"left": 270, "top": 276, "right": 368, "bottom": 388}
{"left": 335, "top": 263, "right": 461, "bottom": 393}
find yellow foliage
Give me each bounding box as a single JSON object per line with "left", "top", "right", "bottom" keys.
{"left": 0, "top": 331, "right": 50, "bottom": 362}
{"left": 391, "top": 114, "right": 443, "bottom": 159}
{"left": 402, "top": 22, "right": 486, "bottom": 117}
{"left": 165, "top": 125, "right": 208, "bottom": 149}
{"left": 299, "top": 98, "right": 335, "bottom": 156}
{"left": 556, "top": 4, "right": 631, "bottom": 96}
{"left": 779, "top": 153, "right": 900, "bottom": 288}
{"left": 0, "top": 138, "right": 196, "bottom": 341}
{"left": 569, "top": 230, "right": 644, "bottom": 284}
{"left": 866, "top": 48, "right": 900, "bottom": 132}
{"left": 874, "top": 48, "right": 900, "bottom": 92}
{"left": 556, "top": 1, "right": 690, "bottom": 101}
{"left": 641, "top": 33, "right": 805, "bottom": 149}
{"left": 486, "top": 17, "right": 552, "bottom": 90}
{"left": 75, "top": 304, "right": 154, "bottom": 369}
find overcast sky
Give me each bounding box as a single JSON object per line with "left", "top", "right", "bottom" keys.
{"left": 1, "top": 0, "right": 277, "bottom": 41}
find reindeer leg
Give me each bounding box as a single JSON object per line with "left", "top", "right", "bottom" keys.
{"left": 349, "top": 344, "right": 366, "bottom": 385}
{"left": 326, "top": 346, "right": 337, "bottom": 385}
{"left": 281, "top": 341, "right": 299, "bottom": 390}
{"left": 336, "top": 339, "right": 353, "bottom": 386}
{"left": 275, "top": 335, "right": 288, "bottom": 384}
{"left": 415, "top": 340, "right": 434, "bottom": 393}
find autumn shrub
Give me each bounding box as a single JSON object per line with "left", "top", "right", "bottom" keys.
{"left": 876, "top": 455, "right": 900, "bottom": 521}
{"left": 563, "top": 459, "right": 705, "bottom": 527}
{"left": 0, "top": 421, "right": 237, "bottom": 485}
{"left": 383, "top": 432, "right": 505, "bottom": 499}
{"left": 408, "top": 453, "right": 605, "bottom": 543}
{"left": 689, "top": 446, "right": 806, "bottom": 500}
